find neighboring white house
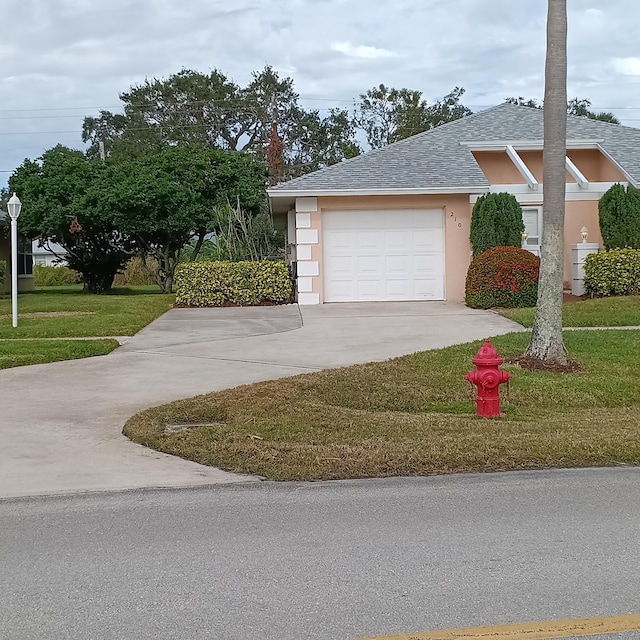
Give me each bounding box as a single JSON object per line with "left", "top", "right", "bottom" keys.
{"left": 32, "top": 240, "right": 68, "bottom": 267}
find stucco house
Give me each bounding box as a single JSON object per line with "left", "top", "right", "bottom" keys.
{"left": 268, "top": 102, "right": 638, "bottom": 304}
{"left": 0, "top": 209, "right": 35, "bottom": 293}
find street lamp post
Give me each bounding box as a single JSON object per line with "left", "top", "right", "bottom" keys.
{"left": 7, "top": 193, "right": 22, "bottom": 328}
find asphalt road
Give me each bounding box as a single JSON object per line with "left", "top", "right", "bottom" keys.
{"left": 1, "top": 468, "right": 639, "bottom": 640}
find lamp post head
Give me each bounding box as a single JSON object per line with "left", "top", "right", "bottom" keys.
{"left": 7, "top": 193, "right": 21, "bottom": 220}
{"left": 580, "top": 226, "right": 588, "bottom": 243}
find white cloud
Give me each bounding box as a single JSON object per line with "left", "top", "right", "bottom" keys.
{"left": 330, "top": 41, "right": 397, "bottom": 60}
{"left": 612, "top": 57, "right": 640, "bottom": 76}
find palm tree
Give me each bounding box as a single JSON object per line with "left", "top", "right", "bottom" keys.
{"left": 525, "top": 0, "right": 569, "bottom": 365}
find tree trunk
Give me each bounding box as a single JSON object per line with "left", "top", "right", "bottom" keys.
{"left": 155, "top": 246, "right": 178, "bottom": 294}
{"left": 525, "top": 0, "right": 569, "bottom": 365}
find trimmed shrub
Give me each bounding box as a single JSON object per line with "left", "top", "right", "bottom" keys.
{"left": 113, "top": 257, "right": 159, "bottom": 286}
{"left": 466, "top": 246, "right": 540, "bottom": 309}
{"left": 34, "top": 265, "right": 81, "bottom": 287}
{"left": 175, "top": 260, "right": 293, "bottom": 307}
{"left": 0, "top": 260, "right": 6, "bottom": 286}
{"left": 583, "top": 248, "right": 640, "bottom": 296}
{"left": 598, "top": 183, "right": 640, "bottom": 250}
{"left": 470, "top": 192, "right": 525, "bottom": 256}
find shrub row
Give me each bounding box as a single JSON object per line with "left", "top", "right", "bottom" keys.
{"left": 0, "top": 260, "right": 5, "bottom": 285}
{"left": 584, "top": 248, "right": 640, "bottom": 296}
{"left": 175, "top": 260, "right": 293, "bottom": 307}
{"left": 465, "top": 246, "right": 540, "bottom": 309}
{"left": 34, "top": 265, "right": 81, "bottom": 287}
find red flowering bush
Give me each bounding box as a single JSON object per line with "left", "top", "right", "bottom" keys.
{"left": 465, "top": 246, "right": 540, "bottom": 309}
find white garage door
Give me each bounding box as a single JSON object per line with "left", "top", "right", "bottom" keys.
{"left": 322, "top": 209, "right": 445, "bottom": 302}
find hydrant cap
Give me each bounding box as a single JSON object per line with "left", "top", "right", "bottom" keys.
{"left": 472, "top": 340, "right": 504, "bottom": 366}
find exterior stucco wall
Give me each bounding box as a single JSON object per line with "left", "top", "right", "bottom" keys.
{"left": 298, "top": 194, "right": 473, "bottom": 303}
{"left": 288, "top": 185, "right": 610, "bottom": 305}
{"left": 564, "top": 200, "right": 602, "bottom": 286}
{"left": 473, "top": 149, "right": 626, "bottom": 185}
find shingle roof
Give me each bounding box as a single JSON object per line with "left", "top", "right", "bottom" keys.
{"left": 268, "top": 102, "right": 640, "bottom": 194}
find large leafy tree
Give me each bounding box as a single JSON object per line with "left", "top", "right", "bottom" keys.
{"left": 355, "top": 85, "right": 472, "bottom": 149}
{"left": 82, "top": 66, "right": 360, "bottom": 180}
{"left": 505, "top": 96, "right": 620, "bottom": 124}
{"left": 95, "top": 145, "right": 268, "bottom": 293}
{"left": 9, "top": 146, "right": 135, "bottom": 293}
{"left": 525, "top": 0, "right": 569, "bottom": 365}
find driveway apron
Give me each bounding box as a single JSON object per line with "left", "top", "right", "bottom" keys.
{"left": 0, "top": 302, "right": 522, "bottom": 498}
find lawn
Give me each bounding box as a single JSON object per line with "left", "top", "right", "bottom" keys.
{"left": 0, "top": 339, "right": 120, "bottom": 369}
{"left": 0, "top": 285, "right": 175, "bottom": 338}
{"left": 0, "top": 285, "right": 174, "bottom": 369}
{"left": 499, "top": 295, "right": 640, "bottom": 327}
{"left": 123, "top": 329, "right": 640, "bottom": 481}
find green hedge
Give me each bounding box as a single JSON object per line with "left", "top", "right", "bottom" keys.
{"left": 584, "top": 248, "right": 640, "bottom": 296}
{"left": 465, "top": 246, "right": 540, "bottom": 309}
{"left": 598, "top": 183, "right": 640, "bottom": 250}
{"left": 0, "top": 260, "right": 6, "bottom": 285}
{"left": 470, "top": 192, "right": 525, "bottom": 256}
{"left": 175, "top": 260, "right": 293, "bottom": 307}
{"left": 34, "top": 265, "right": 81, "bottom": 287}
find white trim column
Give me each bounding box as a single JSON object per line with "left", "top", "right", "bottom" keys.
{"left": 295, "top": 197, "right": 321, "bottom": 305}
{"left": 571, "top": 242, "right": 599, "bottom": 296}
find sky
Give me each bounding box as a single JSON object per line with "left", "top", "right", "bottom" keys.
{"left": 1, "top": 0, "right": 640, "bottom": 189}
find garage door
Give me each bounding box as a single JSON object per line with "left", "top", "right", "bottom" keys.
{"left": 322, "top": 209, "right": 445, "bottom": 302}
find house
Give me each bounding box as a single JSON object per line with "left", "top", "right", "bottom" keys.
{"left": 0, "top": 209, "right": 35, "bottom": 293}
{"left": 268, "top": 102, "right": 638, "bottom": 304}
{"left": 32, "top": 240, "right": 68, "bottom": 267}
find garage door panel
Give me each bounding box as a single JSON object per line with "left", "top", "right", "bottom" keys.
{"left": 413, "top": 229, "right": 443, "bottom": 251}
{"left": 386, "top": 230, "right": 412, "bottom": 251}
{"left": 356, "top": 255, "right": 383, "bottom": 275}
{"left": 385, "top": 254, "right": 410, "bottom": 274}
{"left": 325, "top": 230, "right": 354, "bottom": 254}
{"left": 413, "top": 278, "right": 439, "bottom": 297}
{"left": 323, "top": 209, "right": 445, "bottom": 302}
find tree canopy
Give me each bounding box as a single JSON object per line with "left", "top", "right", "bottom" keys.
{"left": 505, "top": 96, "right": 620, "bottom": 124}
{"left": 9, "top": 145, "right": 135, "bottom": 293}
{"left": 354, "top": 85, "right": 472, "bottom": 149}
{"left": 93, "top": 145, "right": 268, "bottom": 293}
{"left": 82, "top": 66, "right": 361, "bottom": 181}
{"left": 9, "top": 144, "right": 267, "bottom": 293}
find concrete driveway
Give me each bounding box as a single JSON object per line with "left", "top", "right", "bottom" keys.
{"left": 0, "top": 302, "right": 522, "bottom": 499}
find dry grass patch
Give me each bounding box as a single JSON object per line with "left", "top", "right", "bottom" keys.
{"left": 124, "top": 331, "right": 640, "bottom": 481}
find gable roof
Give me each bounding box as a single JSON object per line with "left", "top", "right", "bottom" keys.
{"left": 268, "top": 102, "right": 640, "bottom": 200}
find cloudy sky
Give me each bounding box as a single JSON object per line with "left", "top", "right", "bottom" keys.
{"left": 1, "top": 0, "right": 639, "bottom": 188}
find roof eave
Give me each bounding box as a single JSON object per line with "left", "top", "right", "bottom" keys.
{"left": 267, "top": 185, "right": 490, "bottom": 199}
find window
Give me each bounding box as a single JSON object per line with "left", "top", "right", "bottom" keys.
{"left": 522, "top": 206, "right": 542, "bottom": 256}
{"left": 17, "top": 235, "right": 33, "bottom": 276}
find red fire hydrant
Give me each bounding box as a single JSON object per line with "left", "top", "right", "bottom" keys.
{"left": 465, "top": 340, "right": 512, "bottom": 418}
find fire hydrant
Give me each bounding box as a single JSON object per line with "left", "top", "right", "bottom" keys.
{"left": 465, "top": 340, "right": 511, "bottom": 418}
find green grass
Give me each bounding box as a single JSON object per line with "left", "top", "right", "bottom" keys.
{"left": 0, "top": 285, "right": 174, "bottom": 369}
{"left": 124, "top": 329, "right": 640, "bottom": 481}
{"left": 0, "top": 339, "right": 120, "bottom": 369}
{"left": 0, "top": 285, "right": 174, "bottom": 338}
{"left": 500, "top": 295, "right": 640, "bottom": 327}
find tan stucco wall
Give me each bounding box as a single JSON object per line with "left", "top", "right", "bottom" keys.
{"left": 474, "top": 149, "right": 626, "bottom": 185}
{"left": 564, "top": 200, "right": 601, "bottom": 286}
{"left": 315, "top": 194, "right": 472, "bottom": 302}
{"left": 473, "top": 150, "right": 575, "bottom": 184}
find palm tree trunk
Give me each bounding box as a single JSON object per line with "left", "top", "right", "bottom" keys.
{"left": 525, "top": 0, "right": 569, "bottom": 365}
